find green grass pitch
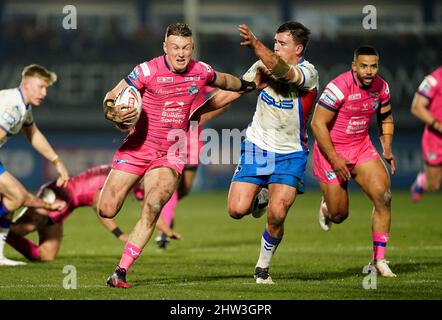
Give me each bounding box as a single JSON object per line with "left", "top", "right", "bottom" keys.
{"left": 1, "top": 191, "right": 441, "bottom": 300}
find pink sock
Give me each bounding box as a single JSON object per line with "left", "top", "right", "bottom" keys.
{"left": 372, "top": 232, "right": 389, "bottom": 261}
{"left": 160, "top": 191, "right": 178, "bottom": 227}
{"left": 417, "top": 172, "right": 427, "bottom": 189}
{"left": 118, "top": 243, "right": 142, "bottom": 271}
{"left": 6, "top": 234, "right": 40, "bottom": 261}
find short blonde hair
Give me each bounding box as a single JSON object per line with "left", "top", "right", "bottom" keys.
{"left": 21, "top": 64, "right": 57, "bottom": 86}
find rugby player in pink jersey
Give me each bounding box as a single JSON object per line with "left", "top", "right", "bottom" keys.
{"left": 100, "top": 23, "right": 257, "bottom": 288}
{"left": 6, "top": 165, "right": 181, "bottom": 262}
{"left": 410, "top": 66, "right": 442, "bottom": 201}
{"left": 311, "top": 45, "right": 397, "bottom": 277}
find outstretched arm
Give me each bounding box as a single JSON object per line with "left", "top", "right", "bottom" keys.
{"left": 22, "top": 124, "right": 69, "bottom": 187}
{"left": 212, "top": 71, "right": 256, "bottom": 92}
{"left": 237, "top": 24, "right": 304, "bottom": 85}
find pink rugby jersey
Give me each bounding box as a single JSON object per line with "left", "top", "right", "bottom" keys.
{"left": 46, "top": 165, "right": 112, "bottom": 223}
{"left": 417, "top": 66, "right": 442, "bottom": 139}
{"left": 67, "top": 165, "right": 112, "bottom": 206}
{"left": 318, "top": 70, "right": 391, "bottom": 147}
{"left": 122, "top": 55, "right": 216, "bottom": 157}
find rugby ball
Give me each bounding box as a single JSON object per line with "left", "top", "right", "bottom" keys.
{"left": 114, "top": 86, "right": 142, "bottom": 128}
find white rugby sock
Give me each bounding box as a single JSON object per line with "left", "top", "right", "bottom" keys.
{"left": 256, "top": 228, "right": 282, "bottom": 269}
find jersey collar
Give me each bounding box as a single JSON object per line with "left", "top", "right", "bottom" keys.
{"left": 163, "top": 55, "right": 188, "bottom": 74}
{"left": 18, "top": 87, "right": 31, "bottom": 110}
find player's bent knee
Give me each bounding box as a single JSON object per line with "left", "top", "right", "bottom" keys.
{"left": 382, "top": 190, "right": 392, "bottom": 208}
{"left": 268, "top": 214, "right": 286, "bottom": 228}
{"left": 329, "top": 212, "right": 348, "bottom": 224}
{"left": 228, "top": 207, "right": 247, "bottom": 219}
{"left": 98, "top": 203, "right": 119, "bottom": 219}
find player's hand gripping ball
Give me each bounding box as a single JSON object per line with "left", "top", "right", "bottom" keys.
{"left": 114, "top": 86, "right": 142, "bottom": 131}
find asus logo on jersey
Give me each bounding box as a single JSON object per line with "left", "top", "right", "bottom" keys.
{"left": 128, "top": 68, "right": 140, "bottom": 82}
{"left": 260, "top": 91, "right": 293, "bottom": 109}
{"left": 348, "top": 93, "right": 361, "bottom": 101}
{"left": 157, "top": 77, "right": 174, "bottom": 83}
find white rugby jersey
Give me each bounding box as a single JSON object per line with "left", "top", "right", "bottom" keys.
{"left": 0, "top": 88, "right": 33, "bottom": 148}
{"left": 243, "top": 58, "right": 318, "bottom": 153}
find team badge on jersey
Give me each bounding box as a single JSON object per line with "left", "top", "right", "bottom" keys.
{"left": 326, "top": 170, "right": 337, "bottom": 180}
{"left": 188, "top": 84, "right": 199, "bottom": 95}
{"left": 233, "top": 165, "right": 242, "bottom": 176}
{"left": 371, "top": 100, "right": 379, "bottom": 110}
{"left": 427, "top": 152, "right": 437, "bottom": 161}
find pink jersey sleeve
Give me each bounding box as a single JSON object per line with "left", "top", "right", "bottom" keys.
{"left": 125, "top": 61, "right": 155, "bottom": 90}
{"left": 417, "top": 71, "right": 440, "bottom": 100}
{"left": 318, "top": 80, "right": 346, "bottom": 112}
{"left": 197, "top": 61, "right": 216, "bottom": 85}
{"left": 380, "top": 81, "right": 391, "bottom": 106}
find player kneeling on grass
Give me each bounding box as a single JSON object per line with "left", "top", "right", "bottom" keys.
{"left": 7, "top": 165, "right": 180, "bottom": 262}
{"left": 0, "top": 64, "right": 70, "bottom": 266}
{"left": 311, "top": 45, "right": 396, "bottom": 277}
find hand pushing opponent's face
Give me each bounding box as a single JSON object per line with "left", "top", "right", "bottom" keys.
{"left": 164, "top": 35, "right": 194, "bottom": 73}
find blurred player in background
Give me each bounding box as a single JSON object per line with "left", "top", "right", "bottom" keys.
{"left": 410, "top": 66, "right": 442, "bottom": 202}
{"left": 7, "top": 165, "right": 180, "bottom": 262}
{"left": 224, "top": 22, "right": 318, "bottom": 284}
{"left": 100, "top": 22, "right": 257, "bottom": 288}
{"left": 0, "top": 64, "right": 70, "bottom": 266}
{"left": 311, "top": 45, "right": 397, "bottom": 277}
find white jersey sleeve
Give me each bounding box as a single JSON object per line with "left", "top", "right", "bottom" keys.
{"left": 296, "top": 60, "right": 319, "bottom": 91}
{"left": 242, "top": 60, "right": 265, "bottom": 82}
{"left": 0, "top": 88, "right": 32, "bottom": 147}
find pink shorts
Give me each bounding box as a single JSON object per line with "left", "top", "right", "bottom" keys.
{"left": 113, "top": 148, "right": 185, "bottom": 176}
{"left": 422, "top": 130, "right": 442, "bottom": 166}
{"left": 312, "top": 136, "right": 380, "bottom": 184}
